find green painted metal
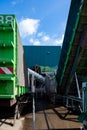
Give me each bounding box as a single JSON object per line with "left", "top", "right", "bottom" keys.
{"left": 40, "top": 66, "right": 55, "bottom": 72}
{"left": 0, "top": 15, "right": 16, "bottom": 99}
{"left": 78, "top": 112, "right": 87, "bottom": 122}
{"left": 59, "top": 0, "right": 84, "bottom": 86}
{"left": 83, "top": 77, "right": 87, "bottom": 82}
{"left": 0, "top": 14, "right": 28, "bottom": 99}
{"left": 17, "top": 85, "right": 29, "bottom": 97}
{"left": 56, "top": 0, "right": 86, "bottom": 91}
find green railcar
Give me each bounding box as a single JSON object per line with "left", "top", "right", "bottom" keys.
{"left": 0, "top": 14, "right": 29, "bottom": 106}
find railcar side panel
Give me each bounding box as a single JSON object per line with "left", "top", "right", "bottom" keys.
{"left": 0, "top": 15, "right": 29, "bottom": 105}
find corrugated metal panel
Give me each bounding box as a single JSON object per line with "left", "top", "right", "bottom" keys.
{"left": 23, "top": 46, "right": 61, "bottom": 68}
{"left": 17, "top": 31, "right": 28, "bottom": 87}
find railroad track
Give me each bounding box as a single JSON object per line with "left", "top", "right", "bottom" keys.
{"left": 0, "top": 98, "right": 83, "bottom": 130}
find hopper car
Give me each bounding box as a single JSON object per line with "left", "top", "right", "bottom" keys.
{"left": 0, "top": 14, "right": 30, "bottom": 124}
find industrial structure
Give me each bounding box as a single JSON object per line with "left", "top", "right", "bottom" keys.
{"left": 0, "top": 14, "right": 32, "bottom": 125}
{"left": 0, "top": 0, "right": 87, "bottom": 129}
{"left": 23, "top": 45, "right": 61, "bottom": 73}
{"left": 56, "top": 0, "right": 87, "bottom": 128}
{"left": 0, "top": 14, "right": 29, "bottom": 102}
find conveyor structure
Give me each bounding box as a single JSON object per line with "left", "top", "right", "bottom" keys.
{"left": 57, "top": 0, "right": 87, "bottom": 98}
{"left": 28, "top": 68, "right": 45, "bottom": 83}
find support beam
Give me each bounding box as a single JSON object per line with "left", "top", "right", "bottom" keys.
{"left": 65, "top": 46, "right": 80, "bottom": 95}
{"left": 75, "top": 72, "right": 81, "bottom": 98}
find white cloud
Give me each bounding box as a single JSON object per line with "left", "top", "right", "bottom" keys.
{"left": 29, "top": 38, "right": 40, "bottom": 46}
{"left": 11, "top": 0, "right": 23, "bottom": 5}
{"left": 42, "top": 35, "right": 50, "bottom": 41}
{"left": 37, "top": 32, "right": 44, "bottom": 37}
{"left": 19, "top": 18, "right": 40, "bottom": 38}
{"left": 33, "top": 40, "right": 40, "bottom": 45}
{"left": 18, "top": 17, "right": 64, "bottom": 46}
{"left": 28, "top": 33, "right": 64, "bottom": 46}
{"left": 55, "top": 34, "right": 64, "bottom": 46}
{"left": 29, "top": 38, "right": 34, "bottom": 43}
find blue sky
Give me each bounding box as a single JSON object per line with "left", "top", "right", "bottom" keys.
{"left": 0, "top": 0, "right": 71, "bottom": 46}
